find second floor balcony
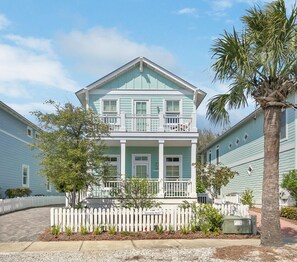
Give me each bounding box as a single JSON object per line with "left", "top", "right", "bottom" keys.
{"left": 100, "top": 113, "right": 197, "bottom": 133}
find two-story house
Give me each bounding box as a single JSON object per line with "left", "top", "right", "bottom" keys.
{"left": 0, "top": 101, "right": 61, "bottom": 198}
{"left": 76, "top": 57, "right": 206, "bottom": 205}
{"left": 199, "top": 93, "right": 297, "bottom": 207}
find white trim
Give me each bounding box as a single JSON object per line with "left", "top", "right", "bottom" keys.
{"left": 164, "top": 155, "right": 183, "bottom": 180}
{"left": 101, "top": 98, "right": 119, "bottom": 114}
{"left": 27, "top": 126, "right": 33, "bottom": 138}
{"left": 0, "top": 128, "right": 31, "bottom": 145}
{"left": 280, "top": 109, "right": 288, "bottom": 141}
{"left": 120, "top": 140, "right": 126, "bottom": 178}
{"left": 105, "top": 154, "right": 120, "bottom": 179}
{"left": 132, "top": 154, "right": 151, "bottom": 178}
{"left": 22, "top": 164, "right": 29, "bottom": 187}
{"left": 91, "top": 89, "right": 193, "bottom": 95}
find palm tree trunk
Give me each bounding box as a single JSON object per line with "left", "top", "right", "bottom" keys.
{"left": 261, "top": 106, "right": 282, "bottom": 246}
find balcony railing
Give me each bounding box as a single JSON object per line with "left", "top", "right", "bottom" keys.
{"left": 99, "top": 113, "right": 196, "bottom": 132}
{"left": 90, "top": 180, "right": 192, "bottom": 198}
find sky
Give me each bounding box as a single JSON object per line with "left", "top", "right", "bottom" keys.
{"left": 0, "top": 0, "right": 296, "bottom": 131}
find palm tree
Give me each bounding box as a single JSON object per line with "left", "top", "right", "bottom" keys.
{"left": 207, "top": 0, "right": 297, "bottom": 246}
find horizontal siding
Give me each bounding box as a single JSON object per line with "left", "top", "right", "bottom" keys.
{"left": 104, "top": 146, "right": 191, "bottom": 179}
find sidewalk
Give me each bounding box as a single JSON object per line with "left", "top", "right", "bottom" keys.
{"left": 0, "top": 239, "right": 261, "bottom": 253}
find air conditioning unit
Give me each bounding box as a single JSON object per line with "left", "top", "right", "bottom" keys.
{"left": 222, "top": 216, "right": 252, "bottom": 234}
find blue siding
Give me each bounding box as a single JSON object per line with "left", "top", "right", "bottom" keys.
{"left": 0, "top": 106, "right": 61, "bottom": 198}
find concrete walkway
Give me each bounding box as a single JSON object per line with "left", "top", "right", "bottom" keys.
{"left": 0, "top": 239, "right": 262, "bottom": 253}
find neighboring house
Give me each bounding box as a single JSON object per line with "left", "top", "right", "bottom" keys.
{"left": 199, "top": 94, "right": 296, "bottom": 207}
{"left": 0, "top": 101, "right": 60, "bottom": 198}
{"left": 76, "top": 57, "right": 206, "bottom": 205}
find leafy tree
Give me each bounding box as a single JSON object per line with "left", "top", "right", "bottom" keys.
{"left": 281, "top": 170, "right": 297, "bottom": 206}
{"left": 207, "top": 0, "right": 297, "bottom": 246}
{"left": 196, "top": 163, "right": 238, "bottom": 198}
{"left": 112, "top": 177, "right": 161, "bottom": 208}
{"left": 31, "top": 100, "right": 109, "bottom": 207}
{"left": 197, "top": 129, "right": 218, "bottom": 163}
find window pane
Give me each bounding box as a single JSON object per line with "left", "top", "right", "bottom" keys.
{"left": 280, "top": 111, "right": 286, "bottom": 139}
{"left": 136, "top": 165, "right": 147, "bottom": 178}
{"left": 103, "top": 100, "right": 117, "bottom": 112}
{"left": 166, "top": 101, "right": 179, "bottom": 112}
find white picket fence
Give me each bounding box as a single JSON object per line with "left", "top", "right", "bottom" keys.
{"left": 0, "top": 196, "right": 65, "bottom": 215}
{"left": 50, "top": 203, "right": 249, "bottom": 233}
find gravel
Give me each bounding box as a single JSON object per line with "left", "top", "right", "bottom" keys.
{"left": 0, "top": 248, "right": 260, "bottom": 262}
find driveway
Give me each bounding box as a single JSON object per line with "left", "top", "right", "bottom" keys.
{"left": 0, "top": 207, "right": 53, "bottom": 242}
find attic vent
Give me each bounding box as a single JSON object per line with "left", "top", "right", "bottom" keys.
{"left": 139, "top": 58, "right": 143, "bottom": 72}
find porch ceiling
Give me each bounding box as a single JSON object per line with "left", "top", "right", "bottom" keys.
{"left": 103, "top": 139, "right": 193, "bottom": 147}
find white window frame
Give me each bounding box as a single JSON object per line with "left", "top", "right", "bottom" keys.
{"left": 133, "top": 100, "right": 151, "bottom": 131}
{"left": 46, "top": 178, "right": 51, "bottom": 192}
{"left": 101, "top": 99, "right": 119, "bottom": 114}
{"left": 208, "top": 150, "right": 212, "bottom": 164}
{"left": 22, "top": 164, "right": 29, "bottom": 187}
{"left": 35, "top": 131, "right": 40, "bottom": 140}
{"left": 280, "top": 109, "right": 288, "bottom": 141}
{"left": 164, "top": 155, "right": 182, "bottom": 181}
{"left": 164, "top": 100, "right": 182, "bottom": 114}
{"left": 27, "top": 126, "right": 33, "bottom": 138}
{"left": 216, "top": 145, "right": 220, "bottom": 165}
{"left": 132, "top": 154, "right": 151, "bottom": 178}
{"left": 106, "top": 154, "right": 120, "bottom": 180}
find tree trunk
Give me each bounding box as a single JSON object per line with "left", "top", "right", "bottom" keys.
{"left": 261, "top": 106, "right": 283, "bottom": 246}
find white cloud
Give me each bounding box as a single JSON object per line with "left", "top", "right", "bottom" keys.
{"left": 0, "top": 35, "right": 78, "bottom": 97}
{"left": 57, "top": 27, "right": 177, "bottom": 77}
{"left": 0, "top": 14, "right": 10, "bottom": 30}
{"left": 176, "top": 8, "right": 198, "bottom": 16}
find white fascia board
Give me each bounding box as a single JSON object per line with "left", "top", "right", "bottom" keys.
{"left": 76, "top": 57, "right": 202, "bottom": 99}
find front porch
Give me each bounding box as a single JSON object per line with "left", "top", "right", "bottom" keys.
{"left": 90, "top": 179, "right": 193, "bottom": 199}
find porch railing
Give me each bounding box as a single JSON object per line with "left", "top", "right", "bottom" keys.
{"left": 99, "top": 113, "right": 196, "bottom": 132}
{"left": 90, "top": 180, "right": 191, "bottom": 198}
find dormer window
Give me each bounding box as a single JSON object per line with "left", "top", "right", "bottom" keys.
{"left": 27, "top": 127, "right": 33, "bottom": 138}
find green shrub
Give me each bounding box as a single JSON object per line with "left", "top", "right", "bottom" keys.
{"left": 154, "top": 224, "right": 164, "bottom": 235}
{"left": 281, "top": 170, "right": 297, "bottom": 206}
{"left": 51, "top": 225, "right": 60, "bottom": 235}
{"left": 168, "top": 225, "right": 175, "bottom": 234}
{"left": 65, "top": 226, "right": 72, "bottom": 236}
{"left": 192, "top": 204, "right": 223, "bottom": 235}
{"left": 93, "top": 225, "right": 103, "bottom": 235}
{"left": 180, "top": 225, "right": 190, "bottom": 234}
{"left": 80, "top": 225, "right": 88, "bottom": 235}
{"left": 108, "top": 225, "right": 117, "bottom": 235}
{"left": 241, "top": 189, "right": 254, "bottom": 208}
{"left": 280, "top": 207, "right": 297, "bottom": 220}
{"left": 5, "top": 187, "right": 32, "bottom": 198}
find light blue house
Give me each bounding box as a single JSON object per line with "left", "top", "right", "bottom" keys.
{"left": 199, "top": 94, "right": 296, "bottom": 206}
{"left": 0, "top": 101, "right": 60, "bottom": 198}
{"left": 76, "top": 57, "right": 206, "bottom": 204}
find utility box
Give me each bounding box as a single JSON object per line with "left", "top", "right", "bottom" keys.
{"left": 222, "top": 216, "right": 252, "bottom": 234}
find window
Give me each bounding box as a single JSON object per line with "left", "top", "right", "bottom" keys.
{"left": 165, "top": 100, "right": 180, "bottom": 128}
{"left": 216, "top": 145, "right": 220, "bottom": 165}
{"left": 132, "top": 154, "right": 151, "bottom": 178}
{"left": 243, "top": 133, "right": 248, "bottom": 141}
{"left": 22, "top": 165, "right": 29, "bottom": 187}
{"left": 208, "top": 150, "right": 212, "bottom": 163}
{"left": 235, "top": 137, "right": 240, "bottom": 146}
{"left": 165, "top": 156, "right": 182, "bottom": 181}
{"left": 280, "top": 110, "right": 287, "bottom": 140}
{"left": 102, "top": 100, "right": 118, "bottom": 128}
{"left": 105, "top": 155, "right": 120, "bottom": 181}
{"left": 35, "top": 132, "right": 40, "bottom": 140}
{"left": 27, "top": 127, "right": 33, "bottom": 138}
{"left": 228, "top": 143, "right": 232, "bottom": 149}
{"left": 46, "top": 178, "right": 51, "bottom": 192}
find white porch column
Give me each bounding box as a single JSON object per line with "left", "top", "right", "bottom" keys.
{"left": 120, "top": 140, "right": 126, "bottom": 180}
{"left": 191, "top": 139, "right": 197, "bottom": 197}
{"left": 158, "top": 140, "right": 165, "bottom": 197}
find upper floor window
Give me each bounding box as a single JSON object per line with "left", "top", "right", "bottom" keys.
{"left": 22, "top": 165, "right": 29, "bottom": 187}
{"left": 27, "top": 127, "right": 33, "bottom": 138}
{"left": 280, "top": 110, "right": 287, "bottom": 140}
{"left": 216, "top": 145, "right": 220, "bottom": 165}
{"left": 166, "top": 100, "right": 180, "bottom": 114}
{"left": 46, "top": 178, "right": 51, "bottom": 192}
{"left": 35, "top": 132, "right": 40, "bottom": 140}
{"left": 103, "top": 100, "right": 117, "bottom": 114}
{"left": 208, "top": 150, "right": 212, "bottom": 163}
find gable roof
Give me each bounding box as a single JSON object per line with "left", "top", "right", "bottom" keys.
{"left": 0, "top": 101, "right": 41, "bottom": 131}
{"left": 198, "top": 107, "right": 262, "bottom": 153}
{"left": 76, "top": 57, "right": 206, "bottom": 108}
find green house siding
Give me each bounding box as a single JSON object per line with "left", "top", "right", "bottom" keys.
{"left": 204, "top": 94, "right": 296, "bottom": 205}
{"left": 104, "top": 146, "right": 191, "bottom": 180}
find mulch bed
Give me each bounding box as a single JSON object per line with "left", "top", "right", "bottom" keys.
{"left": 39, "top": 228, "right": 260, "bottom": 241}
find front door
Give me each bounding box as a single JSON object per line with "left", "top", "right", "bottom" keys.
{"left": 134, "top": 101, "right": 149, "bottom": 131}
